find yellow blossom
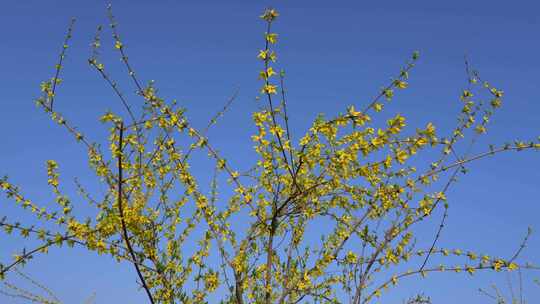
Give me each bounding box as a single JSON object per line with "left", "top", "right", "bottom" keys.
{"left": 260, "top": 8, "right": 279, "bottom": 21}
{"left": 394, "top": 80, "right": 408, "bottom": 89}
{"left": 266, "top": 33, "right": 278, "bottom": 44}
{"left": 262, "top": 84, "right": 277, "bottom": 94}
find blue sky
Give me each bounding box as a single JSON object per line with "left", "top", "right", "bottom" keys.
{"left": 1, "top": 1, "right": 539, "bottom": 303}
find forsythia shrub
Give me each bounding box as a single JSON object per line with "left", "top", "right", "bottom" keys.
{"left": 1, "top": 6, "right": 539, "bottom": 304}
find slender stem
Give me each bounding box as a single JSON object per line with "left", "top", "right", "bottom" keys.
{"left": 117, "top": 122, "right": 155, "bottom": 304}
{"left": 264, "top": 213, "right": 277, "bottom": 304}
{"left": 50, "top": 18, "right": 76, "bottom": 111}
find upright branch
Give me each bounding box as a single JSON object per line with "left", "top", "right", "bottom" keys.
{"left": 48, "top": 18, "right": 76, "bottom": 111}
{"left": 116, "top": 122, "right": 155, "bottom": 304}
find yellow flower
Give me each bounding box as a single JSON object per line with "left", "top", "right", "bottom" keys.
{"left": 204, "top": 271, "right": 219, "bottom": 292}
{"left": 345, "top": 251, "right": 357, "bottom": 264}
{"left": 384, "top": 88, "right": 394, "bottom": 100}
{"left": 425, "top": 122, "right": 436, "bottom": 136}
{"left": 371, "top": 136, "right": 384, "bottom": 148}
{"left": 260, "top": 8, "right": 279, "bottom": 21}
{"left": 299, "top": 135, "right": 310, "bottom": 146}
{"left": 383, "top": 155, "right": 392, "bottom": 169}
{"left": 297, "top": 271, "right": 312, "bottom": 291}
{"left": 467, "top": 251, "right": 477, "bottom": 260}
{"left": 492, "top": 259, "right": 505, "bottom": 271}
{"left": 269, "top": 125, "right": 284, "bottom": 137}
{"left": 266, "top": 67, "right": 276, "bottom": 77}
{"left": 259, "top": 67, "right": 276, "bottom": 80}
{"left": 491, "top": 98, "right": 502, "bottom": 108}
{"left": 490, "top": 87, "right": 504, "bottom": 98}
{"left": 461, "top": 90, "right": 473, "bottom": 99}
{"left": 266, "top": 33, "right": 278, "bottom": 44}
{"left": 348, "top": 105, "right": 360, "bottom": 117}
{"left": 258, "top": 50, "right": 268, "bottom": 60}
{"left": 1, "top": 181, "right": 10, "bottom": 190}
{"left": 262, "top": 84, "right": 277, "bottom": 95}
{"left": 475, "top": 125, "right": 487, "bottom": 134}
{"left": 268, "top": 51, "right": 277, "bottom": 62}
{"left": 196, "top": 196, "right": 208, "bottom": 209}
{"left": 436, "top": 192, "right": 447, "bottom": 201}
{"left": 394, "top": 80, "right": 408, "bottom": 89}
{"left": 507, "top": 262, "right": 518, "bottom": 271}
{"left": 395, "top": 149, "right": 408, "bottom": 164}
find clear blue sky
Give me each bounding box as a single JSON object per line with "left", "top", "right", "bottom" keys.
{"left": 1, "top": 1, "right": 539, "bottom": 303}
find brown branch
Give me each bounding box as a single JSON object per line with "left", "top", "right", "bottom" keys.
{"left": 264, "top": 212, "right": 278, "bottom": 304}
{"left": 49, "top": 18, "right": 76, "bottom": 111}
{"left": 117, "top": 122, "right": 155, "bottom": 304}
